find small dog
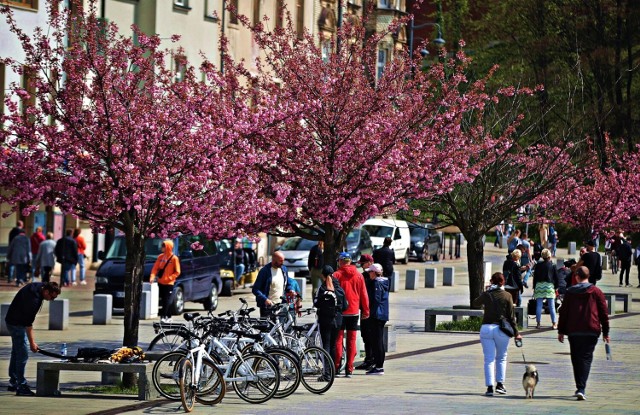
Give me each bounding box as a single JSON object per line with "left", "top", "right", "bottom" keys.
{"left": 522, "top": 364, "right": 539, "bottom": 399}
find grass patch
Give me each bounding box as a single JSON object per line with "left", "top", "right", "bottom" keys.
{"left": 436, "top": 317, "right": 523, "bottom": 332}
{"left": 73, "top": 381, "right": 138, "bottom": 395}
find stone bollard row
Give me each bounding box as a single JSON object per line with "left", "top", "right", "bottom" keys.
{"left": 49, "top": 299, "right": 69, "bottom": 330}
{"left": 93, "top": 294, "right": 112, "bottom": 325}
{"left": 405, "top": 269, "right": 420, "bottom": 290}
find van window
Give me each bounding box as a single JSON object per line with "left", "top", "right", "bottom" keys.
{"left": 394, "top": 228, "right": 402, "bottom": 240}
{"left": 362, "top": 225, "right": 394, "bottom": 238}
{"left": 179, "top": 235, "right": 219, "bottom": 258}
{"left": 105, "top": 237, "right": 164, "bottom": 260}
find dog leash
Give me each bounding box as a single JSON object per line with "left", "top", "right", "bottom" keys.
{"left": 516, "top": 339, "right": 527, "bottom": 364}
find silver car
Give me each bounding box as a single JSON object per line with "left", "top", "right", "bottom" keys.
{"left": 277, "top": 237, "right": 318, "bottom": 277}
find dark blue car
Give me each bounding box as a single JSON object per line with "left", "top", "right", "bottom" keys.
{"left": 94, "top": 235, "right": 226, "bottom": 313}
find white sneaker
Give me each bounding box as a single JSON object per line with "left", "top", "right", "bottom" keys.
{"left": 80, "top": 280, "right": 87, "bottom": 285}
{"left": 72, "top": 282, "right": 78, "bottom": 286}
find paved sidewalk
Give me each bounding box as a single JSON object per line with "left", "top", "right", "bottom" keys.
{"left": 0, "top": 244, "right": 638, "bottom": 414}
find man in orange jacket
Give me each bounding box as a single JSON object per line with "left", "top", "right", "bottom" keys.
{"left": 150, "top": 240, "right": 181, "bottom": 323}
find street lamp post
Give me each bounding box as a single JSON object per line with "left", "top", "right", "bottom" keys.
{"left": 407, "top": 17, "right": 445, "bottom": 77}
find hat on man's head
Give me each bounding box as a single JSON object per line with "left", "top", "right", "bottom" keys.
{"left": 564, "top": 258, "right": 577, "bottom": 268}
{"left": 585, "top": 240, "right": 596, "bottom": 247}
{"left": 321, "top": 265, "right": 334, "bottom": 277}
{"left": 366, "top": 263, "right": 384, "bottom": 274}
{"left": 358, "top": 254, "right": 374, "bottom": 264}
{"left": 338, "top": 252, "right": 351, "bottom": 261}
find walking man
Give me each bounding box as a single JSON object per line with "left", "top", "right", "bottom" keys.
{"left": 34, "top": 232, "right": 56, "bottom": 283}
{"left": 55, "top": 229, "right": 78, "bottom": 287}
{"left": 308, "top": 240, "right": 324, "bottom": 296}
{"left": 372, "top": 237, "right": 395, "bottom": 278}
{"left": 7, "top": 228, "right": 31, "bottom": 287}
{"left": 557, "top": 266, "right": 609, "bottom": 401}
{"left": 576, "top": 240, "right": 602, "bottom": 285}
{"left": 5, "top": 281, "right": 61, "bottom": 396}
{"left": 615, "top": 237, "right": 633, "bottom": 287}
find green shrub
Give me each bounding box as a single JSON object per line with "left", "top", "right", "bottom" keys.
{"left": 436, "top": 317, "right": 523, "bottom": 332}
{"left": 73, "top": 381, "right": 138, "bottom": 395}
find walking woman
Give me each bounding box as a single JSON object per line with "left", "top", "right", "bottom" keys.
{"left": 472, "top": 272, "right": 522, "bottom": 396}
{"left": 533, "top": 249, "right": 559, "bottom": 329}
{"left": 150, "top": 239, "right": 181, "bottom": 323}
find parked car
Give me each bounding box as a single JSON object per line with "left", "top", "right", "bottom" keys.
{"left": 362, "top": 218, "right": 411, "bottom": 264}
{"left": 94, "top": 234, "right": 223, "bottom": 313}
{"left": 277, "top": 237, "right": 317, "bottom": 278}
{"left": 409, "top": 223, "right": 442, "bottom": 262}
{"left": 343, "top": 228, "right": 373, "bottom": 263}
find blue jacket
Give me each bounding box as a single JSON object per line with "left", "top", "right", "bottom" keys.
{"left": 252, "top": 263, "right": 292, "bottom": 308}
{"left": 366, "top": 276, "right": 389, "bottom": 321}
{"left": 7, "top": 233, "right": 31, "bottom": 265}
{"left": 5, "top": 282, "right": 45, "bottom": 327}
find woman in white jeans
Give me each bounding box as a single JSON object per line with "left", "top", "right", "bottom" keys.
{"left": 472, "top": 272, "right": 522, "bottom": 396}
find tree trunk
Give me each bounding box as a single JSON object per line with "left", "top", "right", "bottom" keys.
{"left": 122, "top": 228, "right": 145, "bottom": 387}
{"left": 465, "top": 232, "right": 486, "bottom": 309}
{"left": 321, "top": 224, "right": 349, "bottom": 273}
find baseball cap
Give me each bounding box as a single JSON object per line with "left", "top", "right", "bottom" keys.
{"left": 321, "top": 265, "right": 334, "bottom": 277}
{"left": 338, "top": 252, "right": 351, "bottom": 261}
{"left": 358, "top": 254, "right": 374, "bottom": 264}
{"left": 366, "top": 263, "right": 383, "bottom": 274}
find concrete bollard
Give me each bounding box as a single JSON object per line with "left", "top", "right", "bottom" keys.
{"left": 483, "top": 261, "right": 492, "bottom": 286}
{"left": 139, "top": 291, "right": 151, "bottom": 320}
{"left": 1, "top": 303, "right": 10, "bottom": 336}
{"left": 443, "top": 267, "right": 455, "bottom": 286}
{"left": 49, "top": 299, "right": 69, "bottom": 330}
{"left": 389, "top": 271, "right": 400, "bottom": 293}
{"left": 568, "top": 241, "right": 577, "bottom": 255}
{"left": 143, "top": 282, "right": 159, "bottom": 318}
{"left": 405, "top": 269, "right": 420, "bottom": 290}
{"left": 383, "top": 323, "right": 397, "bottom": 352}
{"left": 602, "top": 255, "right": 608, "bottom": 270}
{"left": 606, "top": 295, "right": 616, "bottom": 316}
{"left": 500, "top": 236, "right": 508, "bottom": 248}
{"left": 92, "top": 294, "right": 112, "bottom": 325}
{"left": 293, "top": 277, "right": 307, "bottom": 300}
{"left": 425, "top": 268, "right": 438, "bottom": 288}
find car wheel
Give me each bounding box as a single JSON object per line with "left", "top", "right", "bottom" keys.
{"left": 203, "top": 284, "right": 219, "bottom": 311}
{"left": 221, "top": 279, "right": 233, "bottom": 297}
{"left": 400, "top": 249, "right": 409, "bottom": 264}
{"left": 171, "top": 286, "right": 184, "bottom": 315}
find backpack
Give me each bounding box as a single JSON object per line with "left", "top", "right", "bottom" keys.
{"left": 335, "top": 285, "right": 348, "bottom": 312}
{"left": 317, "top": 290, "right": 338, "bottom": 321}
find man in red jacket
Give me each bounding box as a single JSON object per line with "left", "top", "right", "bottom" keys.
{"left": 557, "top": 266, "right": 610, "bottom": 401}
{"left": 333, "top": 252, "right": 369, "bottom": 378}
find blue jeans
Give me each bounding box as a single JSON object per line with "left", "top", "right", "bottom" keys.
{"left": 62, "top": 262, "right": 74, "bottom": 285}
{"left": 14, "top": 264, "right": 28, "bottom": 286}
{"left": 234, "top": 263, "right": 245, "bottom": 283}
{"left": 77, "top": 253, "right": 85, "bottom": 282}
{"left": 7, "top": 324, "right": 29, "bottom": 387}
{"left": 536, "top": 297, "right": 557, "bottom": 325}
{"left": 479, "top": 324, "right": 510, "bottom": 386}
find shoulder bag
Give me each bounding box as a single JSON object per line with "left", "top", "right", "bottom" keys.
{"left": 155, "top": 255, "right": 174, "bottom": 281}
{"left": 489, "top": 291, "right": 515, "bottom": 337}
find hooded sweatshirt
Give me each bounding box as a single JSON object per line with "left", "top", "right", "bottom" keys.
{"left": 558, "top": 282, "right": 609, "bottom": 337}
{"left": 151, "top": 240, "right": 181, "bottom": 285}
{"left": 334, "top": 264, "right": 369, "bottom": 319}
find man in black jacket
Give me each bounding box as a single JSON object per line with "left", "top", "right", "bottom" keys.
{"left": 616, "top": 237, "right": 633, "bottom": 287}
{"left": 373, "top": 237, "right": 395, "bottom": 278}
{"left": 55, "top": 229, "right": 78, "bottom": 287}
{"left": 577, "top": 240, "right": 602, "bottom": 285}
{"left": 5, "top": 282, "right": 61, "bottom": 396}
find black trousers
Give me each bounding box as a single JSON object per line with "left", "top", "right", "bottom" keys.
{"left": 319, "top": 322, "right": 338, "bottom": 368}
{"left": 366, "top": 318, "right": 387, "bottom": 369}
{"left": 568, "top": 335, "right": 599, "bottom": 393}
{"left": 619, "top": 260, "right": 631, "bottom": 285}
{"left": 158, "top": 283, "right": 174, "bottom": 319}
{"left": 360, "top": 318, "right": 374, "bottom": 364}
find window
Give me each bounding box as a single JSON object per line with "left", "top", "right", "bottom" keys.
{"left": 275, "top": 0, "right": 284, "bottom": 29}
{"left": 296, "top": 0, "right": 304, "bottom": 39}
{"left": 173, "top": 0, "right": 188, "bottom": 7}
{"left": 174, "top": 54, "right": 186, "bottom": 82}
{"left": 229, "top": 0, "right": 239, "bottom": 24}
{"left": 21, "top": 66, "right": 36, "bottom": 123}
{"left": 321, "top": 41, "right": 332, "bottom": 63}
{"left": 377, "top": 48, "right": 388, "bottom": 80}
{"left": 2, "top": 0, "right": 38, "bottom": 10}
{"left": 379, "top": 0, "right": 391, "bottom": 8}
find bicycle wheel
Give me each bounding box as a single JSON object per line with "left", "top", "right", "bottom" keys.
{"left": 194, "top": 357, "right": 226, "bottom": 405}
{"left": 299, "top": 346, "right": 335, "bottom": 394}
{"left": 179, "top": 358, "right": 195, "bottom": 412}
{"left": 230, "top": 353, "right": 280, "bottom": 404}
{"left": 148, "top": 329, "right": 191, "bottom": 353}
{"left": 152, "top": 350, "right": 186, "bottom": 400}
{"left": 265, "top": 349, "right": 301, "bottom": 399}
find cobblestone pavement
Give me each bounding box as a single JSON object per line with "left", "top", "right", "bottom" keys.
{"left": 1, "top": 244, "right": 638, "bottom": 414}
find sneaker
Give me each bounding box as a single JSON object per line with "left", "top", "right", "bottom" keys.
{"left": 80, "top": 280, "right": 87, "bottom": 285}
{"left": 344, "top": 371, "right": 352, "bottom": 378}
{"left": 355, "top": 362, "right": 374, "bottom": 370}
{"left": 72, "top": 282, "right": 78, "bottom": 286}
{"left": 485, "top": 386, "right": 494, "bottom": 396}
{"left": 619, "top": 284, "right": 623, "bottom": 287}
{"left": 366, "top": 367, "right": 384, "bottom": 375}
{"left": 626, "top": 285, "right": 633, "bottom": 288}
{"left": 495, "top": 383, "right": 507, "bottom": 394}
{"left": 7, "top": 385, "right": 17, "bottom": 392}
{"left": 16, "top": 385, "right": 35, "bottom": 396}
{"left": 576, "top": 391, "right": 586, "bottom": 400}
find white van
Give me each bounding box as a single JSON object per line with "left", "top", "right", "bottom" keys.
{"left": 362, "top": 218, "right": 411, "bottom": 264}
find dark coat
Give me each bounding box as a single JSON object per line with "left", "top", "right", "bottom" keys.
{"left": 373, "top": 246, "right": 395, "bottom": 277}
{"left": 472, "top": 287, "right": 519, "bottom": 336}
{"left": 252, "top": 263, "right": 291, "bottom": 308}
{"left": 55, "top": 236, "right": 78, "bottom": 265}
{"left": 558, "top": 282, "right": 609, "bottom": 337}
{"left": 502, "top": 256, "right": 523, "bottom": 291}
{"left": 366, "top": 275, "right": 389, "bottom": 321}
{"left": 580, "top": 251, "right": 602, "bottom": 284}
{"left": 5, "top": 282, "right": 45, "bottom": 327}
{"left": 533, "top": 260, "right": 558, "bottom": 288}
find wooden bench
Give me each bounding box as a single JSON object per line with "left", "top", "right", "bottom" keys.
{"left": 36, "top": 361, "right": 154, "bottom": 400}
{"left": 604, "top": 292, "right": 632, "bottom": 314}
{"left": 425, "top": 307, "right": 526, "bottom": 332}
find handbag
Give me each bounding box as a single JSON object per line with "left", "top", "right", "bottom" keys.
{"left": 489, "top": 291, "right": 515, "bottom": 337}
{"left": 155, "top": 255, "right": 173, "bottom": 281}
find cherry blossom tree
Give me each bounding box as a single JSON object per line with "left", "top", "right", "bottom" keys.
{"left": 0, "top": 1, "right": 284, "bottom": 353}
{"left": 230, "top": 5, "right": 498, "bottom": 266}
